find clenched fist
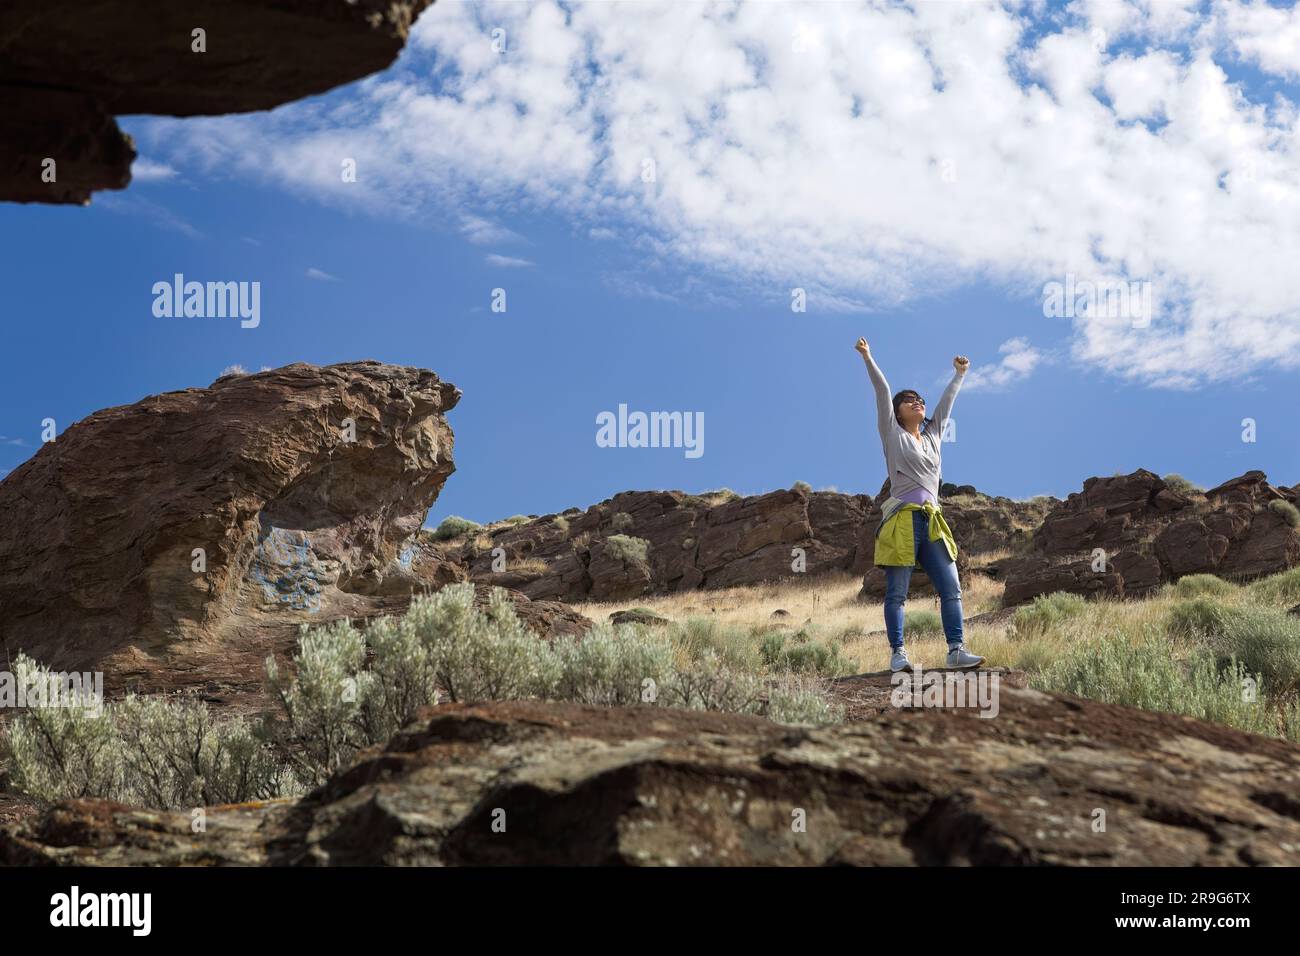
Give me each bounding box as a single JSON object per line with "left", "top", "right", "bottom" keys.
{"left": 953, "top": 355, "right": 970, "bottom": 372}
{"left": 855, "top": 337, "right": 870, "bottom": 357}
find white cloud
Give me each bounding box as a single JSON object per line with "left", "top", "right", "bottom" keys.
{"left": 1217, "top": 0, "right": 1300, "bottom": 79}
{"left": 460, "top": 214, "right": 525, "bottom": 245}
{"left": 484, "top": 253, "right": 534, "bottom": 268}
{"left": 95, "top": 194, "right": 201, "bottom": 238}
{"left": 961, "top": 337, "right": 1046, "bottom": 392}
{"left": 141, "top": 0, "right": 1300, "bottom": 388}
{"left": 1103, "top": 51, "right": 1181, "bottom": 120}
{"left": 131, "top": 158, "right": 179, "bottom": 182}
{"left": 305, "top": 267, "right": 340, "bottom": 281}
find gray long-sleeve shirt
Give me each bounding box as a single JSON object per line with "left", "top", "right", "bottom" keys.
{"left": 862, "top": 351, "right": 965, "bottom": 515}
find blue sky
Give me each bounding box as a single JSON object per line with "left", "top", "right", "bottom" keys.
{"left": 3, "top": 0, "right": 1300, "bottom": 526}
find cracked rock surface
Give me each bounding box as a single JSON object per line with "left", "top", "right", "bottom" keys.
{"left": 5, "top": 690, "right": 1299, "bottom": 866}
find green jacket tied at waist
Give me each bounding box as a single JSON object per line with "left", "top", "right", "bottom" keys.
{"left": 873, "top": 497, "right": 958, "bottom": 567}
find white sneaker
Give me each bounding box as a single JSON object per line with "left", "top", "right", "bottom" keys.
{"left": 890, "top": 647, "right": 913, "bottom": 673}
{"left": 946, "top": 644, "right": 985, "bottom": 670}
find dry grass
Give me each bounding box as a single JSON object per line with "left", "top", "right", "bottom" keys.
{"left": 575, "top": 566, "right": 1300, "bottom": 710}
{"left": 574, "top": 564, "right": 1009, "bottom": 674}
{"left": 510, "top": 557, "right": 550, "bottom": 575}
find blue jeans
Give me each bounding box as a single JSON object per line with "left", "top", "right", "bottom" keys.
{"left": 883, "top": 510, "right": 964, "bottom": 651}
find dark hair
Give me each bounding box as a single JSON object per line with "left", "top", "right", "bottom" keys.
{"left": 892, "top": 389, "right": 933, "bottom": 432}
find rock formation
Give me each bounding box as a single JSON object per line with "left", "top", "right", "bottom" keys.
{"left": 453, "top": 484, "right": 1053, "bottom": 602}
{"left": 0, "top": 362, "right": 587, "bottom": 698}
{"left": 992, "top": 469, "right": 1300, "bottom": 606}
{"left": 1, "top": 0, "right": 436, "bottom": 203}
{"left": 4, "top": 691, "right": 1299, "bottom": 865}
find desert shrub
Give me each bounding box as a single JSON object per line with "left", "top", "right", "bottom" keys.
{"left": 759, "top": 631, "right": 788, "bottom": 667}
{"left": 409, "top": 583, "right": 558, "bottom": 703}
{"left": 759, "top": 631, "right": 852, "bottom": 677}
{"left": 552, "top": 515, "right": 570, "bottom": 533}
{"left": 1033, "top": 630, "right": 1283, "bottom": 736}
{"left": 783, "top": 641, "right": 853, "bottom": 677}
{"left": 1196, "top": 605, "right": 1300, "bottom": 695}
{"left": 2, "top": 584, "right": 850, "bottom": 809}
{"left": 1166, "top": 597, "right": 1233, "bottom": 639}
{"left": 114, "top": 694, "right": 284, "bottom": 807}
{"left": 904, "top": 609, "right": 944, "bottom": 637}
{"left": 552, "top": 624, "right": 673, "bottom": 706}
{"left": 1247, "top": 567, "right": 1300, "bottom": 606}
{"left": 264, "top": 618, "right": 374, "bottom": 787}
{"left": 1268, "top": 499, "right": 1300, "bottom": 529}
{"left": 660, "top": 652, "right": 766, "bottom": 713}
{"left": 355, "top": 613, "right": 440, "bottom": 744}
{"left": 673, "top": 618, "right": 762, "bottom": 671}
{"left": 1009, "top": 591, "right": 1088, "bottom": 639}
{"left": 792, "top": 480, "right": 812, "bottom": 494}
{"left": 766, "top": 675, "right": 845, "bottom": 725}
{"left": 681, "top": 486, "right": 743, "bottom": 509}
{"left": 1010, "top": 637, "right": 1058, "bottom": 675}
{"left": 2, "top": 653, "right": 285, "bottom": 808}
{"left": 605, "top": 534, "right": 649, "bottom": 564}
{"left": 501, "top": 515, "right": 531, "bottom": 526}
{"left": 431, "top": 515, "right": 482, "bottom": 541}
{"left": 1171, "top": 574, "right": 1237, "bottom": 599}
{"left": 610, "top": 511, "right": 634, "bottom": 531}
{"left": 1161, "top": 474, "right": 1203, "bottom": 496}
{"left": 0, "top": 654, "right": 121, "bottom": 803}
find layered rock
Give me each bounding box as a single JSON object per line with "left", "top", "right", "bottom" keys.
{"left": 453, "top": 484, "right": 1053, "bottom": 603}
{"left": 992, "top": 469, "right": 1300, "bottom": 606}
{"left": 1, "top": 0, "right": 435, "bottom": 203}
{"left": 5, "top": 691, "right": 1300, "bottom": 866}
{"left": 0, "top": 362, "right": 590, "bottom": 692}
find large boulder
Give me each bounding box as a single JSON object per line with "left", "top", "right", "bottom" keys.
{"left": 0, "top": 362, "right": 471, "bottom": 681}
{"left": 1, "top": 0, "right": 436, "bottom": 203}
{"left": 998, "top": 469, "right": 1300, "bottom": 606}
{"left": 4, "top": 691, "right": 1300, "bottom": 865}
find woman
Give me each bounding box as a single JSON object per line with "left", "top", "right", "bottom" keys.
{"left": 855, "top": 336, "right": 984, "bottom": 674}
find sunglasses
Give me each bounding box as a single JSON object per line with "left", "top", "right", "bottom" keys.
{"left": 901, "top": 397, "right": 925, "bottom": 407}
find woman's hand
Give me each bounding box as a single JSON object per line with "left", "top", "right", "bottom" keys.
{"left": 953, "top": 355, "right": 970, "bottom": 372}
{"left": 855, "top": 337, "right": 871, "bottom": 358}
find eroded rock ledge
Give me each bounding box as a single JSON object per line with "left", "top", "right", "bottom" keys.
{"left": 0, "top": 0, "right": 436, "bottom": 203}
{"left": 4, "top": 691, "right": 1299, "bottom": 866}
{"left": 0, "top": 362, "right": 470, "bottom": 687}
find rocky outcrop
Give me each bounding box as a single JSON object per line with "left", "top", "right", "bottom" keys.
{"left": 0, "top": 362, "right": 473, "bottom": 685}
{"left": 455, "top": 484, "right": 1053, "bottom": 603}
{"left": 993, "top": 469, "right": 1300, "bottom": 606}
{"left": 5, "top": 691, "right": 1300, "bottom": 866}
{"left": 1, "top": 0, "right": 435, "bottom": 203}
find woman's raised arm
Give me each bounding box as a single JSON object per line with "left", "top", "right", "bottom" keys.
{"left": 855, "top": 337, "right": 893, "bottom": 439}
{"left": 929, "top": 355, "right": 970, "bottom": 438}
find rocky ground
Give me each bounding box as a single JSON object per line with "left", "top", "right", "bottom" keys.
{"left": 4, "top": 688, "right": 1299, "bottom": 866}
